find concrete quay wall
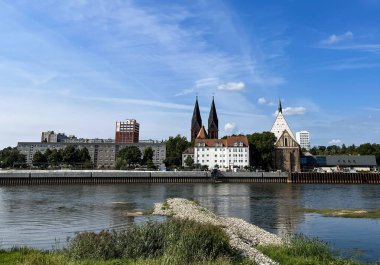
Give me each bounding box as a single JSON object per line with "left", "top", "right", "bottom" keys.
{"left": 0, "top": 170, "right": 287, "bottom": 185}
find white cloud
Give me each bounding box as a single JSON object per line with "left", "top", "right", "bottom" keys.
{"left": 258, "top": 97, "right": 267, "bottom": 105}
{"left": 283, "top": 107, "right": 306, "bottom": 115}
{"left": 224, "top": 122, "right": 236, "bottom": 134}
{"left": 218, "top": 82, "right": 245, "bottom": 91}
{"left": 320, "top": 31, "right": 353, "bottom": 45}
{"left": 274, "top": 107, "right": 306, "bottom": 116}
{"left": 328, "top": 139, "right": 342, "bottom": 145}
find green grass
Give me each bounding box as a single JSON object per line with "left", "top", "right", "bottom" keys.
{"left": 257, "top": 235, "right": 361, "bottom": 265}
{"left": 0, "top": 219, "right": 253, "bottom": 265}
{"left": 161, "top": 200, "right": 169, "bottom": 210}
{"left": 298, "top": 208, "right": 380, "bottom": 218}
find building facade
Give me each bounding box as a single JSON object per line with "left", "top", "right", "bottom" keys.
{"left": 17, "top": 141, "right": 166, "bottom": 168}
{"left": 296, "top": 131, "right": 310, "bottom": 150}
{"left": 273, "top": 130, "right": 301, "bottom": 172}
{"left": 271, "top": 100, "right": 301, "bottom": 172}
{"left": 115, "top": 119, "right": 140, "bottom": 144}
{"left": 193, "top": 136, "right": 249, "bottom": 170}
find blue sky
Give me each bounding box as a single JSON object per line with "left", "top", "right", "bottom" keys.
{"left": 0, "top": 0, "right": 380, "bottom": 148}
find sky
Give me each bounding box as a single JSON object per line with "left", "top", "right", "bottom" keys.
{"left": 0, "top": 0, "right": 380, "bottom": 148}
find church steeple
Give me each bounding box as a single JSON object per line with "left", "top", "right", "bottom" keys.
{"left": 208, "top": 96, "right": 219, "bottom": 139}
{"left": 278, "top": 99, "right": 283, "bottom": 114}
{"left": 191, "top": 96, "right": 202, "bottom": 141}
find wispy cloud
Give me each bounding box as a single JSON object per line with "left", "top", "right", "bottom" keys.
{"left": 218, "top": 82, "right": 245, "bottom": 91}
{"left": 274, "top": 107, "right": 306, "bottom": 116}
{"left": 224, "top": 122, "right": 237, "bottom": 134}
{"left": 328, "top": 139, "right": 342, "bottom": 145}
{"left": 258, "top": 97, "right": 276, "bottom": 106}
{"left": 320, "top": 31, "right": 353, "bottom": 45}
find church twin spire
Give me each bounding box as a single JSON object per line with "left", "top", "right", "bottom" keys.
{"left": 191, "top": 96, "right": 219, "bottom": 141}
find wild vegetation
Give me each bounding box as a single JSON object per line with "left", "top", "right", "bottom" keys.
{"left": 257, "top": 235, "right": 360, "bottom": 265}
{"left": 0, "top": 219, "right": 251, "bottom": 265}
{"left": 1, "top": 218, "right": 368, "bottom": 265}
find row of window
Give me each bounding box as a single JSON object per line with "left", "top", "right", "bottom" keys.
{"left": 198, "top": 159, "right": 248, "bottom": 163}
{"left": 197, "top": 148, "right": 247, "bottom": 152}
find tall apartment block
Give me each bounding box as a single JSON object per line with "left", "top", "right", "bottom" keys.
{"left": 296, "top": 130, "right": 311, "bottom": 150}
{"left": 115, "top": 119, "right": 140, "bottom": 144}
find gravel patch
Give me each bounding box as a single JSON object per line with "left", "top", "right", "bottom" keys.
{"left": 153, "top": 198, "right": 283, "bottom": 265}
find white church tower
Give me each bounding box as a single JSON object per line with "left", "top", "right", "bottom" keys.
{"left": 271, "top": 99, "right": 296, "bottom": 141}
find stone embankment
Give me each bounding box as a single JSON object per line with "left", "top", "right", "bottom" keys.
{"left": 153, "top": 198, "right": 283, "bottom": 265}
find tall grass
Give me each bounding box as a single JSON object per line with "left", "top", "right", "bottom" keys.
{"left": 257, "top": 235, "right": 361, "bottom": 265}
{"left": 66, "top": 219, "right": 246, "bottom": 265}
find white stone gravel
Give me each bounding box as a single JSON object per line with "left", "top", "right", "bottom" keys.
{"left": 153, "top": 198, "right": 283, "bottom": 265}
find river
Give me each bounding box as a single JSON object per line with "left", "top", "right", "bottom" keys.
{"left": 0, "top": 183, "right": 379, "bottom": 263}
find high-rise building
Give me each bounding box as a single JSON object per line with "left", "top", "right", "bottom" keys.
{"left": 115, "top": 119, "right": 140, "bottom": 144}
{"left": 41, "top": 131, "right": 68, "bottom": 143}
{"left": 296, "top": 131, "right": 310, "bottom": 150}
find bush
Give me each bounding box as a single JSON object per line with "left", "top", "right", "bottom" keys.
{"left": 66, "top": 219, "right": 239, "bottom": 264}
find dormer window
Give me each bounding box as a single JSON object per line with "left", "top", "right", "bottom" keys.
{"left": 233, "top": 142, "right": 243, "bottom": 147}
{"left": 215, "top": 142, "right": 223, "bottom": 147}
{"left": 197, "top": 142, "right": 205, "bottom": 147}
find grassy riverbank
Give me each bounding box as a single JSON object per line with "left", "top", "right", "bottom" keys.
{"left": 0, "top": 219, "right": 364, "bottom": 265}
{"left": 257, "top": 235, "right": 360, "bottom": 265}
{"left": 299, "top": 208, "right": 380, "bottom": 218}
{"left": 0, "top": 219, "right": 251, "bottom": 265}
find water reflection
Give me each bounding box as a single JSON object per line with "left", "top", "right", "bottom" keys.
{"left": 0, "top": 184, "right": 379, "bottom": 262}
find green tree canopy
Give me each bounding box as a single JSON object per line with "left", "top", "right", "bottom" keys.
{"left": 32, "top": 151, "right": 47, "bottom": 168}
{"left": 116, "top": 146, "right": 142, "bottom": 169}
{"left": 142, "top": 147, "right": 154, "bottom": 164}
{"left": 0, "top": 147, "right": 26, "bottom": 168}
{"left": 164, "top": 135, "right": 191, "bottom": 168}
{"left": 247, "top": 132, "right": 276, "bottom": 171}
{"left": 184, "top": 155, "right": 194, "bottom": 168}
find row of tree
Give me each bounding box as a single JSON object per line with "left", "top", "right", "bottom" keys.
{"left": 32, "top": 145, "right": 93, "bottom": 169}
{"left": 0, "top": 147, "right": 26, "bottom": 168}
{"left": 309, "top": 143, "right": 380, "bottom": 165}
{"left": 115, "top": 146, "right": 156, "bottom": 170}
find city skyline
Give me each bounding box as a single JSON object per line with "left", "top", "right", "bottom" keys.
{"left": 1, "top": 0, "right": 380, "bottom": 148}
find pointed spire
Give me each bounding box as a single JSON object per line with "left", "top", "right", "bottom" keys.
{"left": 278, "top": 98, "right": 283, "bottom": 114}
{"left": 208, "top": 96, "right": 219, "bottom": 139}
{"left": 191, "top": 96, "right": 202, "bottom": 141}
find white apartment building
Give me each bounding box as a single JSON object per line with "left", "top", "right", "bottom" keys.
{"left": 296, "top": 131, "right": 310, "bottom": 150}
{"left": 194, "top": 136, "right": 249, "bottom": 169}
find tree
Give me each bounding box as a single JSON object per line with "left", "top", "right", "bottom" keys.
{"left": 47, "top": 149, "right": 62, "bottom": 165}
{"left": 32, "top": 151, "right": 47, "bottom": 168}
{"left": 117, "top": 146, "right": 142, "bottom": 168}
{"left": 164, "top": 135, "right": 191, "bottom": 168}
{"left": 247, "top": 132, "right": 276, "bottom": 171}
{"left": 142, "top": 147, "right": 154, "bottom": 164}
{"left": 62, "top": 145, "right": 78, "bottom": 165}
{"left": 184, "top": 156, "right": 194, "bottom": 168}
{"left": 0, "top": 147, "right": 26, "bottom": 168}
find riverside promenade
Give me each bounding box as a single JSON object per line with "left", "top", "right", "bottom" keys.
{"left": 1, "top": 170, "right": 380, "bottom": 185}
{"left": 153, "top": 198, "right": 283, "bottom": 265}
{"left": 0, "top": 170, "right": 287, "bottom": 185}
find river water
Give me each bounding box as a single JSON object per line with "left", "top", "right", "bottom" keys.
{"left": 0, "top": 183, "right": 379, "bottom": 263}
